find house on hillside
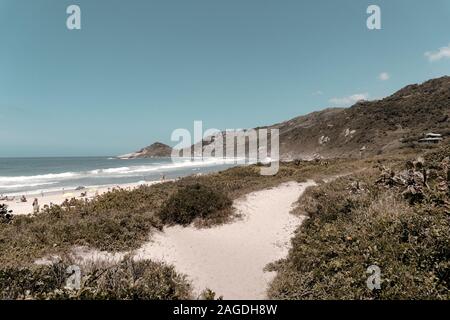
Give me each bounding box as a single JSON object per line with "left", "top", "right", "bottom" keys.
{"left": 418, "top": 133, "right": 443, "bottom": 144}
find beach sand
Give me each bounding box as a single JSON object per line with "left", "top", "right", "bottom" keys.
{"left": 5, "top": 180, "right": 169, "bottom": 216}
{"left": 70, "top": 180, "right": 316, "bottom": 300}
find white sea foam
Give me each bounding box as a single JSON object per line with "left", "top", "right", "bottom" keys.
{"left": 0, "top": 182, "right": 58, "bottom": 189}
{"left": 0, "top": 172, "right": 77, "bottom": 184}
{"left": 0, "top": 157, "right": 239, "bottom": 190}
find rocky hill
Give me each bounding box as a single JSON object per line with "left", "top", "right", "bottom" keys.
{"left": 129, "top": 76, "right": 450, "bottom": 161}
{"left": 273, "top": 76, "right": 450, "bottom": 159}
{"left": 118, "top": 142, "right": 172, "bottom": 159}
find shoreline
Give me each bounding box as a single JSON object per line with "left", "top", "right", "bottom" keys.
{"left": 0, "top": 157, "right": 241, "bottom": 199}
{"left": 4, "top": 179, "right": 172, "bottom": 216}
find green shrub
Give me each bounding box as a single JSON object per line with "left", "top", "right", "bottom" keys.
{"left": 0, "top": 262, "right": 67, "bottom": 299}
{"left": 157, "top": 184, "right": 232, "bottom": 226}
{"left": 269, "top": 169, "right": 450, "bottom": 300}
{"left": 0, "top": 258, "right": 192, "bottom": 300}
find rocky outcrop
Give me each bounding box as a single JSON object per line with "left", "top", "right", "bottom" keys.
{"left": 118, "top": 142, "right": 172, "bottom": 159}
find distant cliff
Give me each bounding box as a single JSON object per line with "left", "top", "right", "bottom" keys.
{"left": 118, "top": 142, "right": 172, "bottom": 159}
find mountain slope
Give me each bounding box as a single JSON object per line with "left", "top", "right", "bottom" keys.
{"left": 130, "top": 76, "right": 450, "bottom": 161}
{"left": 273, "top": 76, "right": 450, "bottom": 159}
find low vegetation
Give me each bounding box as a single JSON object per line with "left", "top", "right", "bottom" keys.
{"left": 268, "top": 146, "right": 450, "bottom": 299}
{"left": 0, "top": 258, "right": 191, "bottom": 300}
{"left": 158, "top": 183, "right": 233, "bottom": 226}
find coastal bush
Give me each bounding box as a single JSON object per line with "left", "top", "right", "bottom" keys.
{"left": 268, "top": 155, "right": 450, "bottom": 299}
{"left": 157, "top": 183, "right": 233, "bottom": 226}
{"left": 0, "top": 258, "right": 192, "bottom": 300}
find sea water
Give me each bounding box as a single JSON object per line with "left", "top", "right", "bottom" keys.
{"left": 0, "top": 157, "right": 236, "bottom": 196}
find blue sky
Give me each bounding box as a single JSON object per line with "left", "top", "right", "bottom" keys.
{"left": 1, "top": 0, "right": 449, "bottom": 157}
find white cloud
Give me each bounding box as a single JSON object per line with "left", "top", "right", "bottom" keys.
{"left": 312, "top": 90, "right": 324, "bottom": 96}
{"left": 329, "top": 93, "right": 369, "bottom": 106}
{"left": 378, "top": 72, "right": 390, "bottom": 81}
{"left": 425, "top": 44, "right": 450, "bottom": 62}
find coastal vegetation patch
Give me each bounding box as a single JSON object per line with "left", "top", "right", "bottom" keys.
{"left": 0, "top": 258, "right": 191, "bottom": 300}
{"left": 268, "top": 146, "right": 450, "bottom": 299}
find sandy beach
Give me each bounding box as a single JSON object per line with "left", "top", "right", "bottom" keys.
{"left": 70, "top": 180, "right": 316, "bottom": 299}
{"left": 4, "top": 180, "right": 170, "bottom": 216}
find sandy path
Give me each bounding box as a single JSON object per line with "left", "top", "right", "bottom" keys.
{"left": 131, "top": 180, "right": 316, "bottom": 299}
{"left": 67, "top": 180, "right": 315, "bottom": 299}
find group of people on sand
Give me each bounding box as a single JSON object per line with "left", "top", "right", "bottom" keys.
{"left": 0, "top": 196, "right": 39, "bottom": 214}
{"left": 0, "top": 195, "right": 40, "bottom": 214}
{"left": 2, "top": 177, "right": 169, "bottom": 215}
{"left": 0, "top": 195, "right": 28, "bottom": 202}
{"left": 0, "top": 195, "right": 15, "bottom": 201}
{"left": 0, "top": 195, "right": 30, "bottom": 203}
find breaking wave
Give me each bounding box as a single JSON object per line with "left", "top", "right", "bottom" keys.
{"left": 0, "top": 157, "right": 238, "bottom": 189}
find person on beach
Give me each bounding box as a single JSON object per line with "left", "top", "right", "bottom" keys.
{"left": 32, "top": 198, "right": 39, "bottom": 214}
{"left": 20, "top": 195, "right": 27, "bottom": 202}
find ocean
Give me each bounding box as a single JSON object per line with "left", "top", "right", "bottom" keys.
{"left": 0, "top": 157, "right": 236, "bottom": 196}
